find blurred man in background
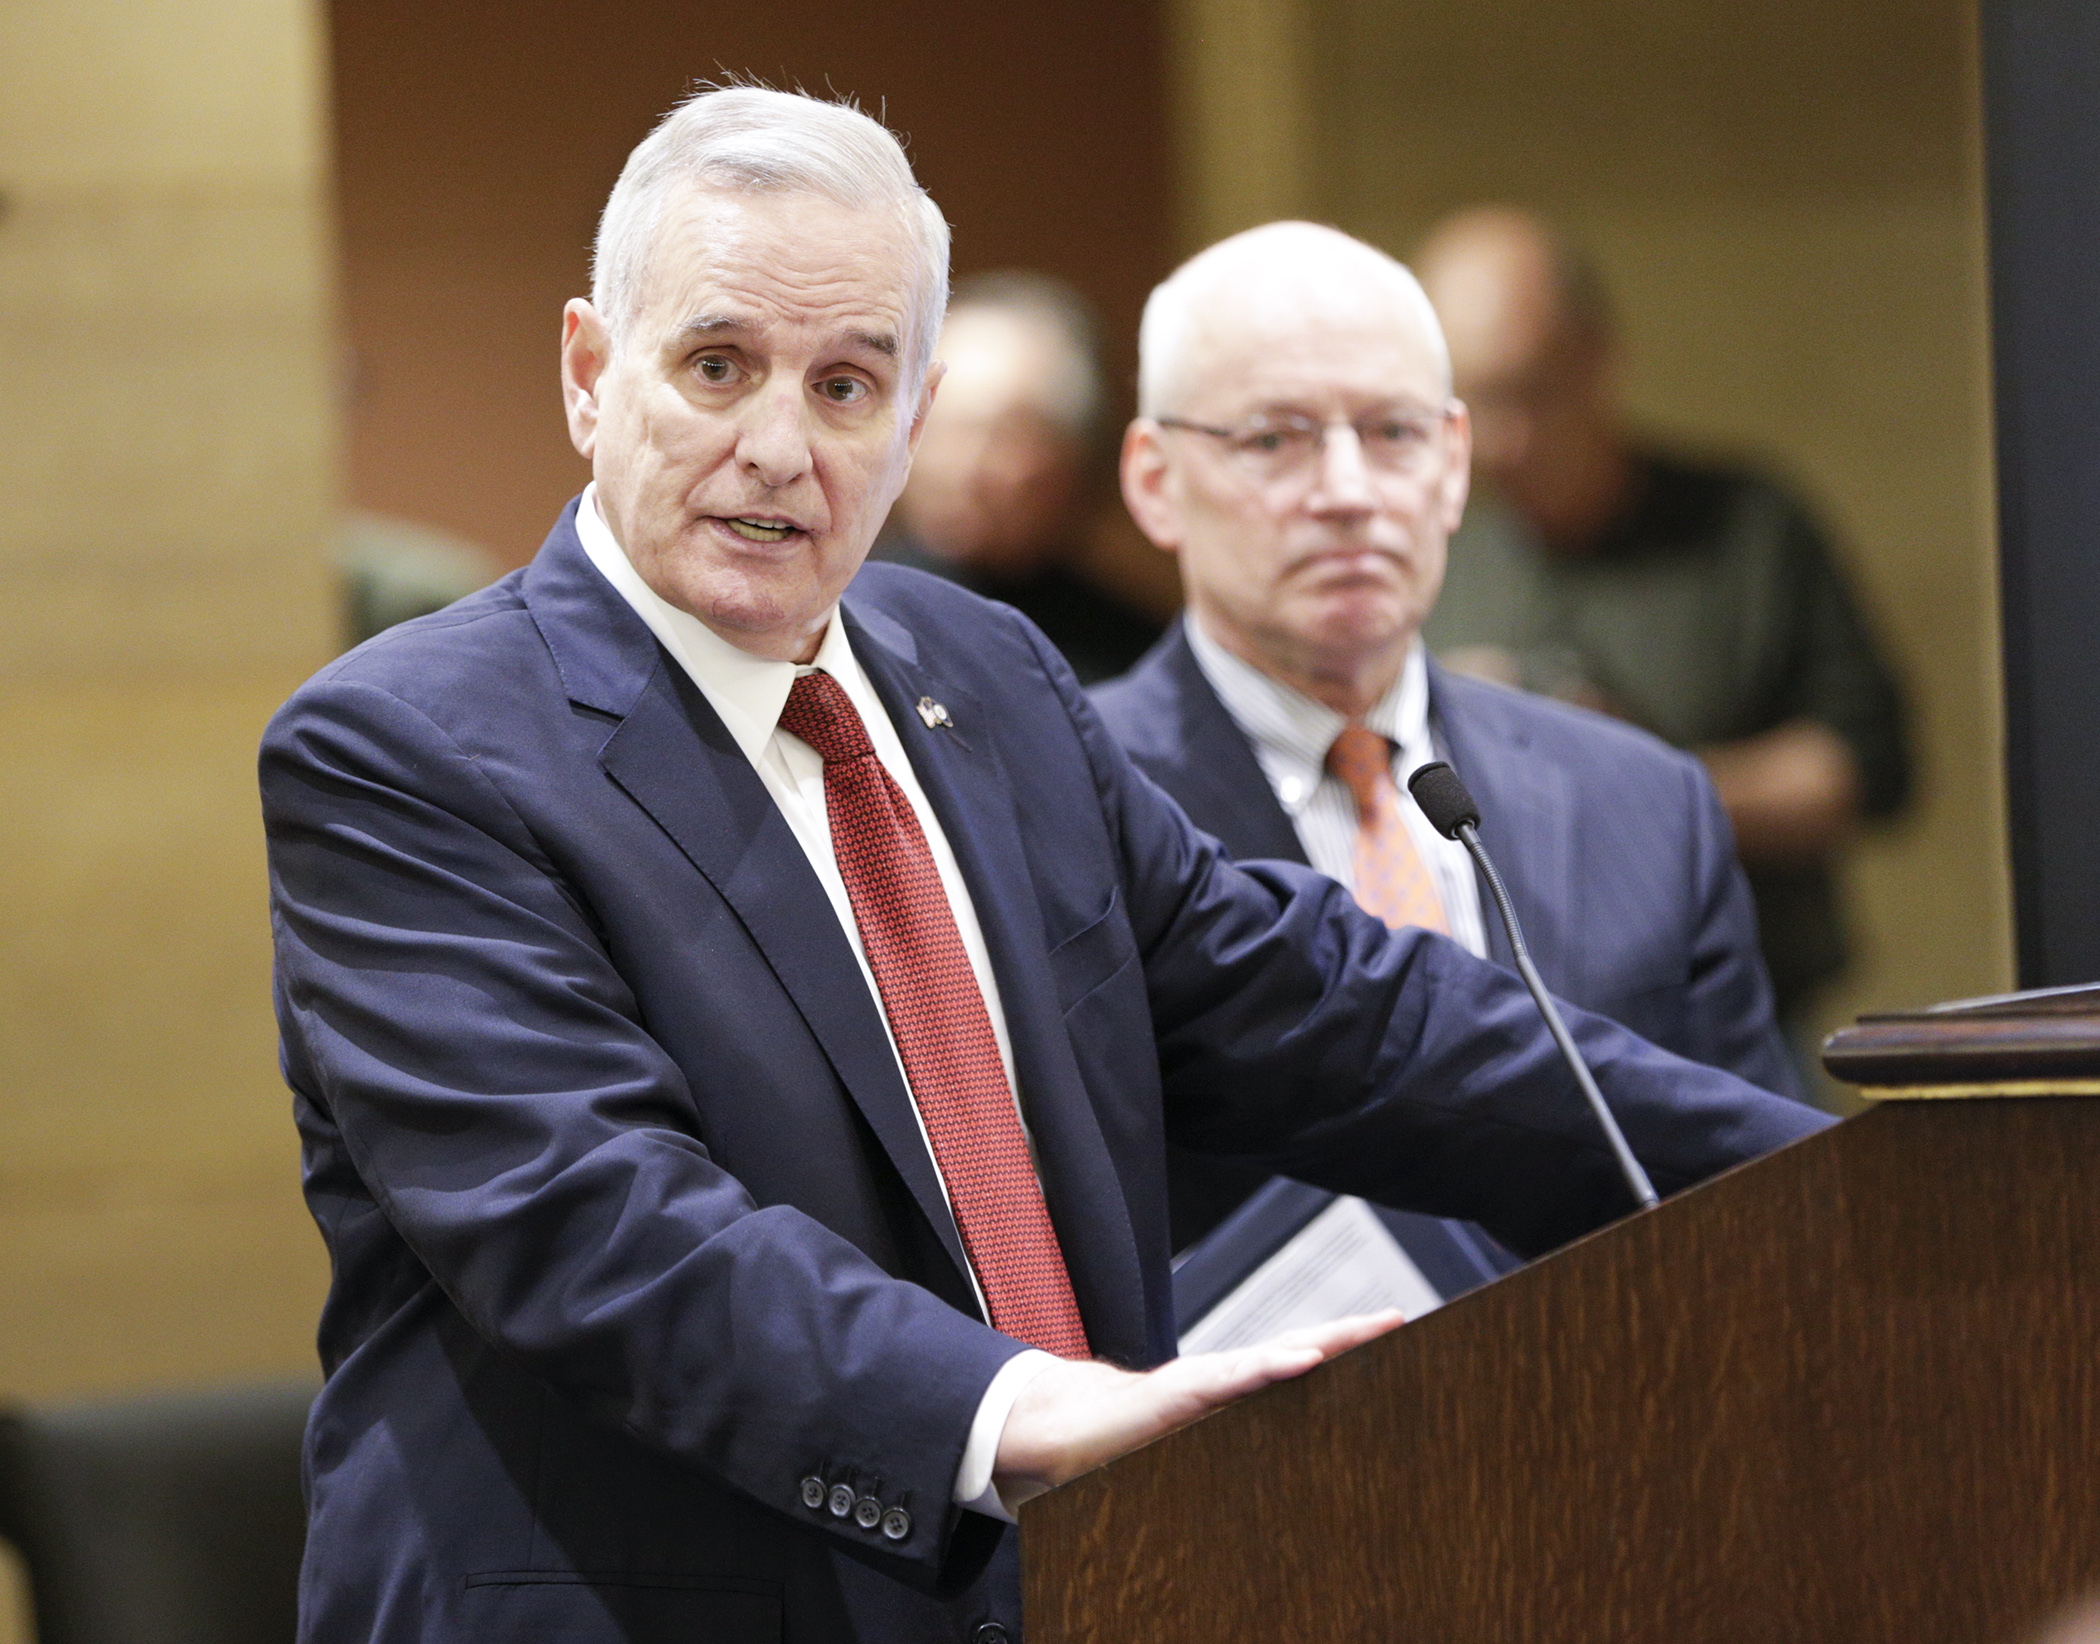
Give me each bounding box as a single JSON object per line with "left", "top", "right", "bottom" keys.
{"left": 1096, "top": 221, "right": 1796, "bottom": 1250}
{"left": 1414, "top": 206, "right": 1910, "bottom": 1042}
{"left": 873, "top": 272, "right": 1165, "bottom": 682}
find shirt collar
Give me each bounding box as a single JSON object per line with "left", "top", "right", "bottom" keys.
{"left": 1183, "top": 613, "right": 1429, "bottom": 813}
{"left": 575, "top": 483, "right": 849, "bottom": 765}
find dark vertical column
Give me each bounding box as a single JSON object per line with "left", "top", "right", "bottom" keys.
{"left": 1982, "top": 0, "right": 2100, "bottom": 987}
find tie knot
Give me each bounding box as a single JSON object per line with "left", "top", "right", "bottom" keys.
{"left": 779, "top": 670, "right": 875, "bottom": 764}
{"left": 1325, "top": 722, "right": 1393, "bottom": 816}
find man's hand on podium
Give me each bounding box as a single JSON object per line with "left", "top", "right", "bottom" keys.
{"left": 993, "top": 1310, "right": 1405, "bottom": 1507}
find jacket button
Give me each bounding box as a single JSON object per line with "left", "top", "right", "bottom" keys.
{"left": 799, "top": 1476, "right": 826, "bottom": 1511}
{"left": 973, "top": 1625, "right": 1011, "bottom": 1644}
{"left": 828, "top": 1483, "right": 856, "bottom": 1518}
{"left": 880, "top": 1506, "right": 912, "bottom": 1541}
{"left": 852, "top": 1495, "right": 882, "bottom": 1530}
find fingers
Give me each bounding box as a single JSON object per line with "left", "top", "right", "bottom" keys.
{"left": 1161, "top": 1307, "right": 1409, "bottom": 1412}
{"left": 1168, "top": 1339, "right": 1323, "bottom": 1404}
{"left": 1262, "top": 1307, "right": 1409, "bottom": 1358}
{"left": 992, "top": 1308, "right": 1411, "bottom": 1498}
{"left": 1162, "top": 1306, "right": 1407, "bottom": 1406}
{"left": 1176, "top": 1310, "right": 1402, "bottom": 1402}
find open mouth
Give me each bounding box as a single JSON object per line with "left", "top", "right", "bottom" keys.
{"left": 720, "top": 517, "right": 800, "bottom": 544}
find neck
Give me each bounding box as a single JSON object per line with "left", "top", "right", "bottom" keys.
{"left": 698, "top": 610, "right": 831, "bottom": 666}
{"left": 1197, "top": 609, "right": 1409, "bottom": 721}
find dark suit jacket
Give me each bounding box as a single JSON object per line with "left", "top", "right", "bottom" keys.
{"left": 261, "top": 502, "right": 1824, "bottom": 1644}
{"left": 1092, "top": 623, "right": 1799, "bottom": 1248}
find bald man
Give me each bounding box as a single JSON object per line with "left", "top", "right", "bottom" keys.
{"left": 1414, "top": 207, "right": 1910, "bottom": 1036}
{"left": 1094, "top": 222, "right": 1798, "bottom": 1253}
{"left": 873, "top": 271, "right": 1164, "bottom": 682}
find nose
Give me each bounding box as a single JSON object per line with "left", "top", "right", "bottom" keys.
{"left": 1303, "top": 422, "right": 1378, "bottom": 515}
{"left": 734, "top": 376, "right": 815, "bottom": 489}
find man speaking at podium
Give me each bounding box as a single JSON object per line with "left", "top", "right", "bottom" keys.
{"left": 261, "top": 87, "right": 1826, "bottom": 1644}
{"left": 1096, "top": 222, "right": 1799, "bottom": 1254}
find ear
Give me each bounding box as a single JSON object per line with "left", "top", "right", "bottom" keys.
{"left": 904, "top": 359, "right": 947, "bottom": 456}
{"left": 560, "top": 300, "right": 612, "bottom": 460}
{"left": 1436, "top": 400, "right": 1474, "bottom": 533}
{"left": 1119, "top": 420, "right": 1184, "bottom": 553}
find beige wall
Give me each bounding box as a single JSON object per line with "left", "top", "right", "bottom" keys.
{"left": 0, "top": 1, "right": 340, "bottom": 1628}
{"left": 1170, "top": 0, "right": 2012, "bottom": 1070}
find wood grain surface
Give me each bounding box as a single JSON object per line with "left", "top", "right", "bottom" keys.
{"left": 1824, "top": 1011, "right": 2100, "bottom": 1087}
{"left": 1022, "top": 1099, "right": 2100, "bottom": 1643}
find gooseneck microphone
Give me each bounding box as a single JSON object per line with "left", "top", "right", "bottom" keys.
{"left": 1407, "top": 761, "right": 1661, "bottom": 1213}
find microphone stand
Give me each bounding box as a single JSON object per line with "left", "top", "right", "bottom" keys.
{"left": 1409, "top": 761, "right": 1660, "bottom": 1213}
{"left": 1454, "top": 818, "right": 1659, "bottom": 1211}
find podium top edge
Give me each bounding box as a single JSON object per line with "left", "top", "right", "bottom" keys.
{"left": 1824, "top": 1005, "right": 2100, "bottom": 1087}
{"left": 1854, "top": 1078, "right": 2100, "bottom": 1100}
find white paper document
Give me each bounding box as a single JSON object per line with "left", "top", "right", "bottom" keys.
{"left": 1177, "top": 1194, "right": 1442, "bottom": 1354}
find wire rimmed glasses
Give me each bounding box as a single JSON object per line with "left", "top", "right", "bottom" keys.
{"left": 1154, "top": 404, "right": 1457, "bottom": 485}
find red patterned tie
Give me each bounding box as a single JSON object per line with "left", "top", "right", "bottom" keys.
{"left": 779, "top": 670, "right": 1091, "bottom": 1360}
{"left": 1327, "top": 723, "right": 1450, "bottom": 934}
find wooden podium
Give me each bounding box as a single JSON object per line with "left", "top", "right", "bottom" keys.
{"left": 1022, "top": 994, "right": 2100, "bottom": 1642}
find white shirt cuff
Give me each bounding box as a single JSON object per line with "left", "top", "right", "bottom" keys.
{"left": 952, "top": 1349, "right": 1060, "bottom": 1523}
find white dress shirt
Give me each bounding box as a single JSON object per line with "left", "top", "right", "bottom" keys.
{"left": 575, "top": 487, "right": 1051, "bottom": 1520}
{"left": 1183, "top": 615, "right": 1488, "bottom": 959}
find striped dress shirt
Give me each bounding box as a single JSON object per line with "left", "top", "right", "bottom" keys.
{"left": 1182, "top": 617, "right": 1488, "bottom": 959}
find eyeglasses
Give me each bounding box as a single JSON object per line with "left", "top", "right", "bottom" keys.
{"left": 1154, "top": 405, "right": 1455, "bottom": 483}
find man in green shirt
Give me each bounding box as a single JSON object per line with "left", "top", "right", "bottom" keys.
{"left": 1415, "top": 207, "right": 1910, "bottom": 1033}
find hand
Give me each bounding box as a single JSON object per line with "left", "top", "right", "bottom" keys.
{"left": 992, "top": 1310, "right": 1405, "bottom": 1506}
{"left": 1698, "top": 718, "right": 1862, "bottom": 862}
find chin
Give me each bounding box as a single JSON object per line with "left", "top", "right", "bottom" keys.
{"left": 1299, "top": 594, "right": 1413, "bottom": 650}
{"left": 667, "top": 567, "right": 819, "bottom": 647}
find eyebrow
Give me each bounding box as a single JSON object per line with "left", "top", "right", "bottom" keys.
{"left": 1243, "top": 397, "right": 1444, "bottom": 421}
{"left": 675, "top": 314, "right": 900, "bottom": 361}
{"left": 677, "top": 313, "right": 749, "bottom": 342}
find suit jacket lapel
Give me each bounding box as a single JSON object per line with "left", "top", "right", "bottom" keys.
{"left": 846, "top": 601, "right": 1151, "bottom": 1361}
{"left": 1143, "top": 628, "right": 1310, "bottom": 865}
{"left": 524, "top": 510, "right": 974, "bottom": 1291}
{"left": 1430, "top": 664, "right": 1577, "bottom": 988}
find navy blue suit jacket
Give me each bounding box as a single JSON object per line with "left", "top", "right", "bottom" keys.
{"left": 1092, "top": 624, "right": 1798, "bottom": 1247}
{"left": 262, "top": 503, "right": 1824, "bottom": 1644}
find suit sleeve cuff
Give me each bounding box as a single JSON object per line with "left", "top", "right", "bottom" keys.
{"left": 952, "top": 1349, "right": 1059, "bottom": 1523}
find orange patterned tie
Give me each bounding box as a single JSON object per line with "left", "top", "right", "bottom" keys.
{"left": 780, "top": 670, "right": 1091, "bottom": 1359}
{"left": 1326, "top": 723, "right": 1450, "bottom": 934}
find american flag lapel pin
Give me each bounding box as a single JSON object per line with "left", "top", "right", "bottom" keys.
{"left": 915, "top": 696, "right": 953, "bottom": 729}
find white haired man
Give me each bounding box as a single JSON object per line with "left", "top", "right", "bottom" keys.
{"left": 1095, "top": 222, "right": 1800, "bottom": 1254}
{"left": 264, "top": 92, "right": 1823, "bottom": 1644}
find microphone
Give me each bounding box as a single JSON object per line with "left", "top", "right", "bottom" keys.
{"left": 1407, "top": 761, "right": 1660, "bottom": 1212}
